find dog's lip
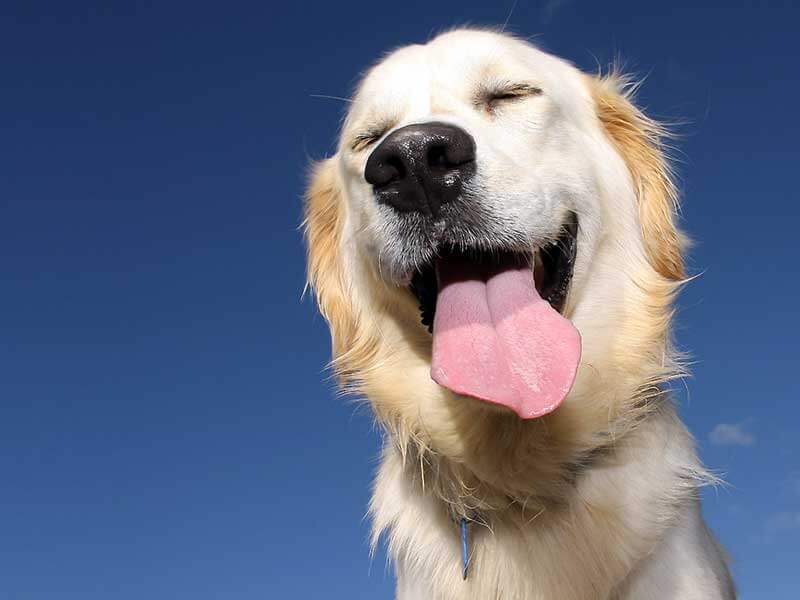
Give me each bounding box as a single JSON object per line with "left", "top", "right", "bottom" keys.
{"left": 409, "top": 212, "right": 579, "bottom": 333}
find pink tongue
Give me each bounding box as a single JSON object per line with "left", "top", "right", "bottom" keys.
{"left": 430, "top": 258, "right": 581, "bottom": 419}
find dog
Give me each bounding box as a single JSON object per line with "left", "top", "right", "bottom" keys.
{"left": 304, "top": 29, "right": 735, "bottom": 599}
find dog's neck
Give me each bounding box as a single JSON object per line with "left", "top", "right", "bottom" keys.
{"left": 390, "top": 418, "right": 623, "bottom": 530}
{"left": 379, "top": 377, "right": 666, "bottom": 520}
{"left": 371, "top": 403, "right": 711, "bottom": 598}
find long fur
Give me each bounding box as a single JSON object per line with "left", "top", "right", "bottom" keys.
{"left": 305, "top": 30, "right": 735, "bottom": 599}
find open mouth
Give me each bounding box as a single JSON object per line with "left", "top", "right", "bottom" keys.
{"left": 409, "top": 212, "right": 579, "bottom": 332}
{"left": 407, "top": 212, "right": 581, "bottom": 419}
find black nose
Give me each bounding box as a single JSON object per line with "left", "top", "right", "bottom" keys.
{"left": 364, "top": 122, "right": 476, "bottom": 217}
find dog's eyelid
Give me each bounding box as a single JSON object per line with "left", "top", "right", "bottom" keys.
{"left": 350, "top": 128, "right": 387, "bottom": 152}
{"left": 475, "top": 81, "right": 543, "bottom": 113}
{"left": 488, "top": 83, "right": 543, "bottom": 99}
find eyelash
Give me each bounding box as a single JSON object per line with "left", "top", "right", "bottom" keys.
{"left": 484, "top": 84, "right": 542, "bottom": 110}
{"left": 351, "top": 129, "right": 386, "bottom": 152}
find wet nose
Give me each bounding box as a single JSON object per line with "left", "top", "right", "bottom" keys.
{"left": 364, "top": 122, "right": 476, "bottom": 217}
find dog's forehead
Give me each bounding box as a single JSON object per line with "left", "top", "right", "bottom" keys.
{"left": 360, "top": 31, "right": 537, "bottom": 96}
{"left": 347, "top": 30, "right": 582, "bottom": 124}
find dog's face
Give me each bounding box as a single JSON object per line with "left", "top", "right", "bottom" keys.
{"left": 340, "top": 31, "right": 594, "bottom": 285}
{"left": 306, "top": 30, "right": 685, "bottom": 500}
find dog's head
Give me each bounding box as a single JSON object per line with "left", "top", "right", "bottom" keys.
{"left": 305, "top": 30, "right": 685, "bottom": 505}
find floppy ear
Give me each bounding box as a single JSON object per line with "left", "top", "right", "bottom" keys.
{"left": 590, "top": 75, "right": 686, "bottom": 281}
{"left": 304, "top": 158, "right": 375, "bottom": 382}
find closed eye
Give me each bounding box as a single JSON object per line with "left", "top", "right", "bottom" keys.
{"left": 481, "top": 83, "right": 542, "bottom": 112}
{"left": 350, "top": 128, "right": 388, "bottom": 152}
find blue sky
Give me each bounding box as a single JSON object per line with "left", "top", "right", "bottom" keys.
{"left": 1, "top": 1, "right": 797, "bottom": 598}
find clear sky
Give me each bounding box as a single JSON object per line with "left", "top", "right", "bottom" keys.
{"left": 1, "top": 1, "right": 797, "bottom": 598}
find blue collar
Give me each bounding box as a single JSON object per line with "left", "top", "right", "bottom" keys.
{"left": 460, "top": 517, "right": 471, "bottom": 580}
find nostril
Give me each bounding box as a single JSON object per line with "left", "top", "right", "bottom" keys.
{"left": 365, "top": 150, "right": 406, "bottom": 188}
{"left": 444, "top": 133, "right": 476, "bottom": 167}
{"left": 427, "top": 143, "right": 474, "bottom": 173}
{"left": 427, "top": 136, "right": 476, "bottom": 173}
{"left": 384, "top": 155, "right": 406, "bottom": 184}
{"left": 427, "top": 144, "right": 450, "bottom": 171}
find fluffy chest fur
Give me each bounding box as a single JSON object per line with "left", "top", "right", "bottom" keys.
{"left": 372, "top": 409, "right": 733, "bottom": 599}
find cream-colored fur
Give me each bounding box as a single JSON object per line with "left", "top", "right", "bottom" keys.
{"left": 304, "top": 29, "right": 735, "bottom": 599}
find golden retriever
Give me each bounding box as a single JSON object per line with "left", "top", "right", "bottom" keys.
{"left": 304, "top": 29, "right": 735, "bottom": 599}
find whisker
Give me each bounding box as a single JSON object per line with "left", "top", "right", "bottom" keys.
{"left": 500, "top": 0, "right": 519, "bottom": 32}
{"left": 309, "top": 93, "right": 353, "bottom": 104}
